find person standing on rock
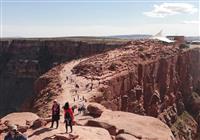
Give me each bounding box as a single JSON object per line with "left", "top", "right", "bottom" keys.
{"left": 63, "top": 102, "right": 74, "bottom": 133}
{"left": 4, "top": 124, "right": 27, "bottom": 140}
{"left": 50, "top": 99, "right": 60, "bottom": 129}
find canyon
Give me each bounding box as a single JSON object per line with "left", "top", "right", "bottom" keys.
{"left": 0, "top": 38, "right": 200, "bottom": 140}
{"left": 0, "top": 38, "right": 127, "bottom": 117}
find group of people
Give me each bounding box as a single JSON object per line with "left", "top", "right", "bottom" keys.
{"left": 50, "top": 100, "right": 74, "bottom": 133}
{"left": 4, "top": 100, "right": 74, "bottom": 140}
{"left": 73, "top": 95, "right": 86, "bottom": 115}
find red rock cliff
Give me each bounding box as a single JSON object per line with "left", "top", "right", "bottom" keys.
{"left": 71, "top": 40, "right": 200, "bottom": 139}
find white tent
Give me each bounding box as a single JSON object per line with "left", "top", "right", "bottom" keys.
{"left": 150, "top": 30, "right": 174, "bottom": 43}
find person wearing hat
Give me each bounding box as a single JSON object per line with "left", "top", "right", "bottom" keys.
{"left": 4, "top": 124, "right": 27, "bottom": 140}
{"left": 50, "top": 99, "right": 60, "bottom": 128}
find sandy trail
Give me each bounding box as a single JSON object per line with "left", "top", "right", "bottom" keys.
{"left": 57, "top": 58, "right": 102, "bottom": 109}
{"left": 25, "top": 59, "right": 101, "bottom": 139}
{"left": 57, "top": 59, "right": 83, "bottom": 107}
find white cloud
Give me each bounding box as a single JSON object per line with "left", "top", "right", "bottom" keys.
{"left": 144, "top": 3, "right": 198, "bottom": 18}
{"left": 183, "top": 20, "right": 200, "bottom": 24}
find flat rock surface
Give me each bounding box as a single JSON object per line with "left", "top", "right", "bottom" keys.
{"left": 1, "top": 112, "right": 39, "bottom": 126}
{"left": 87, "top": 110, "right": 174, "bottom": 140}
{"left": 116, "top": 133, "right": 139, "bottom": 140}
{"left": 26, "top": 125, "right": 112, "bottom": 140}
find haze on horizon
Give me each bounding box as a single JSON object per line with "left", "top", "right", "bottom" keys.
{"left": 0, "top": 0, "right": 199, "bottom": 38}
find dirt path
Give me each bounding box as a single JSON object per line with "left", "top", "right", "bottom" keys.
{"left": 57, "top": 58, "right": 102, "bottom": 109}
{"left": 57, "top": 59, "right": 83, "bottom": 106}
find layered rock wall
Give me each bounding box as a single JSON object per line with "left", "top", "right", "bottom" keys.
{"left": 86, "top": 47, "right": 200, "bottom": 114}
{"left": 71, "top": 40, "right": 200, "bottom": 139}
{"left": 95, "top": 48, "right": 200, "bottom": 121}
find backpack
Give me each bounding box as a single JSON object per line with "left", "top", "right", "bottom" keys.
{"left": 65, "top": 111, "right": 71, "bottom": 121}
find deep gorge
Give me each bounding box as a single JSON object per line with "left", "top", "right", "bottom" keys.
{"left": 0, "top": 38, "right": 126, "bottom": 117}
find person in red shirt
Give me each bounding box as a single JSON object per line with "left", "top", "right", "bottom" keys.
{"left": 63, "top": 102, "right": 74, "bottom": 133}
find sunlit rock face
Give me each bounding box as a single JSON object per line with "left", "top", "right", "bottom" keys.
{"left": 71, "top": 40, "right": 200, "bottom": 139}
{"left": 72, "top": 40, "right": 200, "bottom": 114}
{"left": 0, "top": 109, "right": 174, "bottom": 140}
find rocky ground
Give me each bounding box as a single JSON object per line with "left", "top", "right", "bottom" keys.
{"left": 0, "top": 104, "right": 174, "bottom": 140}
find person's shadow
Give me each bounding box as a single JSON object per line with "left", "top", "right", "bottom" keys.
{"left": 41, "top": 133, "right": 79, "bottom": 140}
{"left": 28, "top": 128, "right": 53, "bottom": 138}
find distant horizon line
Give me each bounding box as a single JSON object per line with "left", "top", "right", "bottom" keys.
{"left": 1, "top": 34, "right": 200, "bottom": 39}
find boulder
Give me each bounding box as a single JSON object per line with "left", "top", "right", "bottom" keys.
{"left": 116, "top": 134, "right": 139, "bottom": 140}
{"left": 31, "top": 119, "right": 47, "bottom": 130}
{"left": 1, "top": 112, "right": 39, "bottom": 127}
{"left": 86, "top": 120, "right": 117, "bottom": 135}
{"left": 43, "top": 117, "right": 52, "bottom": 124}
{"left": 87, "top": 103, "right": 106, "bottom": 117}
{"left": 75, "top": 115, "right": 94, "bottom": 126}
{"left": 0, "top": 123, "right": 7, "bottom": 134}
{"left": 86, "top": 110, "right": 174, "bottom": 140}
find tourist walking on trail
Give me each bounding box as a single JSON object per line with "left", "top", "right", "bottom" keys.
{"left": 50, "top": 99, "right": 60, "bottom": 129}
{"left": 63, "top": 102, "right": 74, "bottom": 133}
{"left": 4, "top": 124, "right": 27, "bottom": 140}
{"left": 78, "top": 99, "right": 86, "bottom": 115}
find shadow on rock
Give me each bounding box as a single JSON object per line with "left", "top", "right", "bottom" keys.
{"left": 28, "top": 128, "right": 53, "bottom": 138}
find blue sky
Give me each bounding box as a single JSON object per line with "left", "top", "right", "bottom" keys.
{"left": 0, "top": 0, "right": 199, "bottom": 37}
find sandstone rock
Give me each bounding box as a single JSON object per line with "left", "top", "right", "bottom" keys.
{"left": 26, "top": 126, "right": 112, "bottom": 140}
{"left": 171, "top": 111, "right": 198, "bottom": 140}
{"left": 31, "top": 118, "right": 47, "bottom": 130}
{"left": 1, "top": 112, "right": 39, "bottom": 127}
{"left": 0, "top": 123, "right": 7, "bottom": 134}
{"left": 51, "top": 133, "right": 79, "bottom": 140}
{"left": 1, "top": 112, "right": 40, "bottom": 134}
{"left": 186, "top": 92, "right": 200, "bottom": 116}
{"left": 197, "top": 112, "right": 200, "bottom": 131}
{"left": 86, "top": 120, "right": 117, "bottom": 135}
{"left": 86, "top": 110, "right": 174, "bottom": 140}
{"left": 87, "top": 103, "right": 106, "bottom": 117}
{"left": 65, "top": 126, "right": 112, "bottom": 140}
{"left": 116, "top": 134, "right": 139, "bottom": 140}
{"left": 100, "top": 100, "right": 118, "bottom": 111}
{"left": 70, "top": 40, "right": 200, "bottom": 121}
{"left": 43, "top": 117, "right": 52, "bottom": 124}
{"left": 177, "top": 100, "right": 185, "bottom": 115}
{"left": 75, "top": 115, "right": 94, "bottom": 126}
